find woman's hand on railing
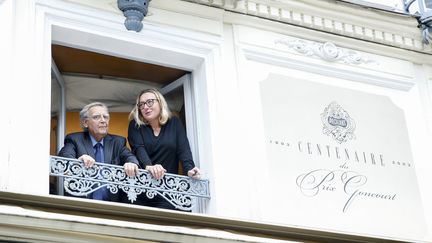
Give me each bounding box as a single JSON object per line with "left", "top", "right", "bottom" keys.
{"left": 187, "top": 167, "right": 202, "bottom": 179}
{"left": 145, "top": 164, "right": 167, "bottom": 180}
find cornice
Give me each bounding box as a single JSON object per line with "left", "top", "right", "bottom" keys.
{"left": 180, "top": 0, "right": 431, "bottom": 54}
{"left": 0, "top": 191, "right": 408, "bottom": 243}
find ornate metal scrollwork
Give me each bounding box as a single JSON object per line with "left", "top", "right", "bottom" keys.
{"left": 50, "top": 156, "right": 210, "bottom": 211}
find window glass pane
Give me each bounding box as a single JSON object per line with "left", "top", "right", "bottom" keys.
{"left": 372, "top": 0, "right": 403, "bottom": 8}
{"left": 344, "top": 0, "right": 405, "bottom": 11}
{"left": 426, "top": 0, "right": 432, "bottom": 9}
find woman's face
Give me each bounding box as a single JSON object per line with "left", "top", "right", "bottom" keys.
{"left": 138, "top": 92, "right": 161, "bottom": 124}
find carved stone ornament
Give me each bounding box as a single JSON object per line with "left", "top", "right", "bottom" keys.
{"left": 275, "top": 39, "right": 375, "bottom": 65}
{"left": 117, "top": 0, "right": 150, "bottom": 32}
{"left": 50, "top": 156, "right": 210, "bottom": 210}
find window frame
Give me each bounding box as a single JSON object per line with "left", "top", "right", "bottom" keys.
{"left": 44, "top": 0, "right": 219, "bottom": 213}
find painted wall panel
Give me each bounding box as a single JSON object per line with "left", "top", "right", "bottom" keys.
{"left": 259, "top": 74, "right": 425, "bottom": 240}
{"left": 222, "top": 24, "right": 432, "bottom": 241}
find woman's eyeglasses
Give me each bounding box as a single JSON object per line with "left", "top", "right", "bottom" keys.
{"left": 137, "top": 99, "right": 157, "bottom": 109}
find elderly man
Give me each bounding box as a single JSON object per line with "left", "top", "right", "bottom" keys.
{"left": 59, "top": 102, "right": 139, "bottom": 202}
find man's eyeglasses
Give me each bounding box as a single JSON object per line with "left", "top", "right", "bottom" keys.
{"left": 137, "top": 99, "right": 157, "bottom": 109}
{"left": 88, "top": 114, "right": 110, "bottom": 121}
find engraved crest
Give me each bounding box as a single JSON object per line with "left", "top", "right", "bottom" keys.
{"left": 321, "top": 102, "right": 356, "bottom": 143}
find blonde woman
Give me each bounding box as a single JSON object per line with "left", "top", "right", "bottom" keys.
{"left": 127, "top": 88, "right": 201, "bottom": 210}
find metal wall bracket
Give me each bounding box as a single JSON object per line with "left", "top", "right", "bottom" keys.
{"left": 404, "top": 0, "right": 432, "bottom": 45}
{"left": 117, "top": 0, "right": 150, "bottom": 32}
{"left": 419, "top": 12, "right": 432, "bottom": 44}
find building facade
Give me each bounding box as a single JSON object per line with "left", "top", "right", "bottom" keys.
{"left": 1, "top": 0, "right": 431, "bottom": 242}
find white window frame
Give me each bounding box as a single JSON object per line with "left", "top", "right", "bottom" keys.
{"left": 160, "top": 74, "right": 199, "bottom": 164}
{"left": 33, "top": 0, "right": 221, "bottom": 213}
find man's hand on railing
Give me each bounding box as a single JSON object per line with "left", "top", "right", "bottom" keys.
{"left": 78, "top": 154, "right": 96, "bottom": 168}
{"left": 124, "top": 162, "right": 139, "bottom": 177}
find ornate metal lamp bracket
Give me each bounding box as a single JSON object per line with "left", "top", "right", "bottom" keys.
{"left": 419, "top": 13, "right": 432, "bottom": 44}
{"left": 117, "top": 0, "right": 151, "bottom": 32}
{"left": 404, "top": 0, "right": 432, "bottom": 45}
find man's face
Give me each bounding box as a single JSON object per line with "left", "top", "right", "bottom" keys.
{"left": 83, "top": 106, "right": 109, "bottom": 141}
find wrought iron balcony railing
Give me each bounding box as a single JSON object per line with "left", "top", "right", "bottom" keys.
{"left": 50, "top": 156, "right": 210, "bottom": 211}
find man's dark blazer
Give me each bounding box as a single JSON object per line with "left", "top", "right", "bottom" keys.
{"left": 58, "top": 131, "right": 139, "bottom": 202}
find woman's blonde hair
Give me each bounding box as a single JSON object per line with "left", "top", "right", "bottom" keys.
{"left": 129, "top": 88, "right": 172, "bottom": 127}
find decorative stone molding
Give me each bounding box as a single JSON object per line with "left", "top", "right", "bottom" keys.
{"left": 275, "top": 39, "right": 375, "bottom": 65}
{"left": 180, "top": 0, "right": 428, "bottom": 53}
{"left": 117, "top": 0, "right": 150, "bottom": 32}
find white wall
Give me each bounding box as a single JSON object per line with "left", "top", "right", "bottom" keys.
{"left": 210, "top": 23, "right": 432, "bottom": 241}
{"left": 0, "top": 0, "right": 51, "bottom": 194}
{"left": 0, "top": 0, "right": 13, "bottom": 192}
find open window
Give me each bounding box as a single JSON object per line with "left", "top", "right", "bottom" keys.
{"left": 50, "top": 44, "right": 200, "bottom": 202}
